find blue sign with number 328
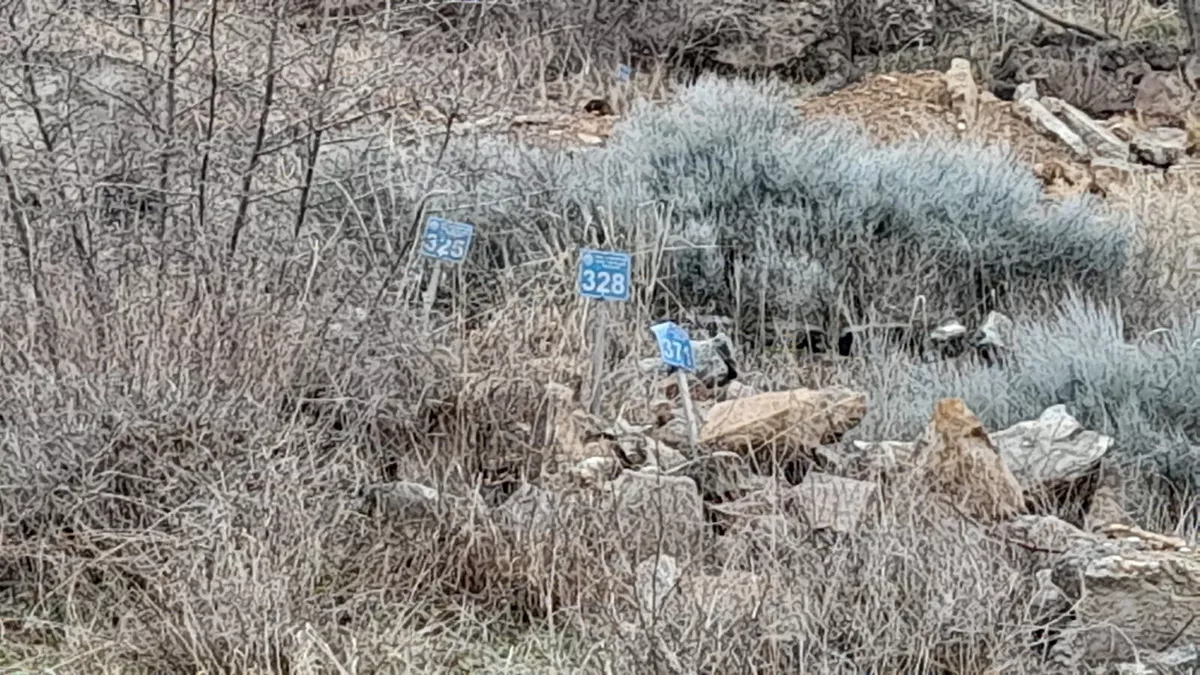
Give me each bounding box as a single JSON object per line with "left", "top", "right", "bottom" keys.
{"left": 420, "top": 216, "right": 475, "bottom": 263}
{"left": 650, "top": 321, "right": 695, "bottom": 372}
{"left": 578, "top": 249, "right": 631, "bottom": 302}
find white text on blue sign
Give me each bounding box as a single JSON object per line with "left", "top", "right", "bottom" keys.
{"left": 578, "top": 249, "right": 631, "bottom": 302}
{"left": 420, "top": 216, "right": 475, "bottom": 263}
{"left": 650, "top": 321, "right": 696, "bottom": 372}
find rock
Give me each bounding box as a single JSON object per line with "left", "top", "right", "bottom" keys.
{"left": 910, "top": 398, "right": 1026, "bottom": 521}
{"left": 1113, "top": 646, "right": 1199, "bottom": 674}
{"left": 709, "top": 472, "right": 876, "bottom": 535}
{"left": 1014, "top": 80, "right": 1039, "bottom": 103}
{"left": 720, "top": 380, "right": 758, "bottom": 401}
{"left": 1063, "top": 545, "right": 1200, "bottom": 664}
{"left": 633, "top": 553, "right": 765, "bottom": 628}
{"left": 666, "top": 451, "right": 754, "bottom": 502}
{"left": 1083, "top": 463, "right": 1134, "bottom": 532}
{"left": 570, "top": 455, "right": 622, "bottom": 487}
{"left": 552, "top": 407, "right": 608, "bottom": 462}
{"left": 1042, "top": 97, "right": 1130, "bottom": 162}
{"left": 826, "top": 439, "right": 917, "bottom": 479}
{"left": 1029, "top": 567, "right": 1073, "bottom": 631}
{"left": 945, "top": 58, "right": 979, "bottom": 128}
{"left": 789, "top": 472, "right": 878, "bottom": 533}
{"left": 1133, "top": 71, "right": 1194, "bottom": 125}
{"left": 1131, "top": 127, "right": 1189, "bottom": 167}
{"left": 990, "top": 405, "right": 1113, "bottom": 491}
{"left": 1167, "top": 159, "right": 1200, "bottom": 183}
{"left": 1000, "top": 514, "right": 1097, "bottom": 570}
{"left": 1099, "top": 523, "right": 1190, "bottom": 552}
{"left": 990, "top": 38, "right": 1175, "bottom": 117}
{"left": 973, "top": 310, "right": 1013, "bottom": 366}
{"left": 360, "top": 481, "right": 443, "bottom": 520}
{"left": 698, "top": 386, "right": 867, "bottom": 459}
{"left": 1014, "top": 96, "right": 1091, "bottom": 160}
{"left": 634, "top": 553, "right": 680, "bottom": 620}
{"left": 649, "top": 416, "right": 694, "bottom": 451}
{"left": 643, "top": 440, "right": 689, "bottom": 471}
{"left": 607, "top": 469, "right": 707, "bottom": 555}
{"left": 928, "top": 319, "right": 968, "bottom": 358}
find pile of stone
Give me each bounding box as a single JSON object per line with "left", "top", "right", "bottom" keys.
{"left": 943, "top": 55, "right": 1198, "bottom": 199}
{"left": 1013, "top": 79, "right": 1195, "bottom": 173}
{"left": 360, "top": 366, "right": 1197, "bottom": 671}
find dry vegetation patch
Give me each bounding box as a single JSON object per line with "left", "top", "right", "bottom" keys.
{"left": 3, "top": 0, "right": 1200, "bottom": 673}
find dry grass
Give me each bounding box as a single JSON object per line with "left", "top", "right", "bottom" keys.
{"left": 2, "top": 0, "right": 1198, "bottom": 673}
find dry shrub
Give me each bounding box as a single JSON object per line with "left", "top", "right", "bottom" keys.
{"left": 2, "top": 1, "right": 1198, "bottom": 673}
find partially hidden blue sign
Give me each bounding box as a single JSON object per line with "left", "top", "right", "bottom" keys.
{"left": 616, "top": 64, "right": 633, "bottom": 82}
{"left": 577, "top": 248, "right": 631, "bottom": 302}
{"left": 650, "top": 321, "right": 695, "bottom": 372}
{"left": 420, "top": 216, "right": 475, "bottom": 263}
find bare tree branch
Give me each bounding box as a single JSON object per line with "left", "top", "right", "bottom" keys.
{"left": 1010, "top": 0, "right": 1116, "bottom": 41}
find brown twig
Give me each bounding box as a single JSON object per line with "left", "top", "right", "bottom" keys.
{"left": 1009, "top": 0, "right": 1116, "bottom": 42}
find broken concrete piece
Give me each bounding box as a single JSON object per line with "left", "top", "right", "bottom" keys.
{"left": 790, "top": 472, "right": 878, "bottom": 533}
{"left": 991, "top": 405, "right": 1113, "bottom": 490}
{"left": 1015, "top": 97, "right": 1090, "bottom": 160}
{"left": 1014, "top": 81, "right": 1039, "bottom": 103}
{"left": 1043, "top": 97, "right": 1130, "bottom": 162}
{"left": 1132, "top": 127, "right": 1189, "bottom": 167}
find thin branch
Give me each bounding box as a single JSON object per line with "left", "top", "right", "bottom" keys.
{"left": 197, "top": 0, "right": 219, "bottom": 237}
{"left": 1009, "top": 0, "right": 1116, "bottom": 41}
{"left": 228, "top": 5, "right": 284, "bottom": 258}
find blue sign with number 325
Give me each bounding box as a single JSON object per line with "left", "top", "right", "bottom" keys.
{"left": 420, "top": 216, "right": 475, "bottom": 263}
{"left": 578, "top": 249, "right": 631, "bottom": 302}
{"left": 650, "top": 321, "right": 695, "bottom": 372}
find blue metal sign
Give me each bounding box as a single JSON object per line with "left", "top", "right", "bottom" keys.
{"left": 650, "top": 321, "right": 695, "bottom": 372}
{"left": 419, "top": 216, "right": 475, "bottom": 263}
{"left": 578, "top": 249, "right": 631, "bottom": 302}
{"left": 616, "top": 64, "right": 633, "bottom": 82}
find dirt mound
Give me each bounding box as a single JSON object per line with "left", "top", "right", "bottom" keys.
{"left": 795, "top": 69, "right": 1079, "bottom": 169}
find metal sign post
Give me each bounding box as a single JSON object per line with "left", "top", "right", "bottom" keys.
{"left": 650, "top": 320, "right": 699, "bottom": 449}
{"left": 578, "top": 248, "right": 631, "bottom": 416}
{"left": 418, "top": 215, "right": 475, "bottom": 324}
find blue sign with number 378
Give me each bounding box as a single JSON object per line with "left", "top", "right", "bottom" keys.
{"left": 650, "top": 321, "right": 695, "bottom": 372}
{"left": 420, "top": 216, "right": 475, "bottom": 263}
{"left": 578, "top": 249, "right": 631, "bottom": 302}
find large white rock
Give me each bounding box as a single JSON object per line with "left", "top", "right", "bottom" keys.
{"left": 991, "top": 405, "right": 1112, "bottom": 490}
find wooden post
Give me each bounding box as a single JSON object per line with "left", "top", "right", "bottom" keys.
{"left": 675, "top": 369, "right": 699, "bottom": 449}
{"left": 420, "top": 262, "right": 442, "bottom": 325}
{"left": 587, "top": 302, "right": 609, "bottom": 416}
